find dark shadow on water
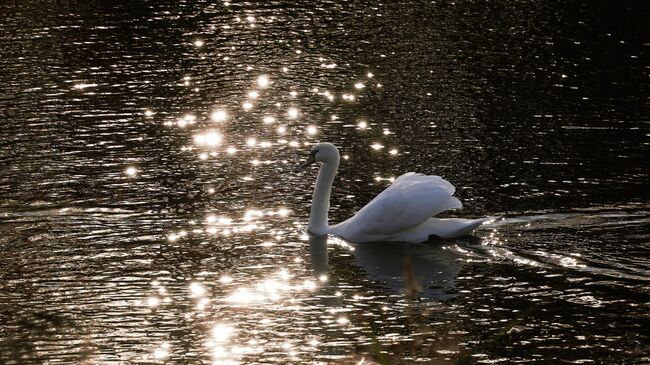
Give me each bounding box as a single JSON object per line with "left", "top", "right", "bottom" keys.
{"left": 308, "top": 233, "right": 464, "bottom": 300}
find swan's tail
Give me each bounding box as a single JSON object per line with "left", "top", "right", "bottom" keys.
{"left": 422, "top": 217, "right": 490, "bottom": 239}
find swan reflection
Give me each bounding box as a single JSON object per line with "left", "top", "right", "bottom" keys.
{"left": 309, "top": 234, "right": 464, "bottom": 299}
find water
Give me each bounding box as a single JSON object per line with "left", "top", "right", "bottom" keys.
{"left": 1, "top": 0, "right": 648, "bottom": 363}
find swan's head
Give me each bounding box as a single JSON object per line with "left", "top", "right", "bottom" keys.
{"left": 296, "top": 142, "right": 340, "bottom": 170}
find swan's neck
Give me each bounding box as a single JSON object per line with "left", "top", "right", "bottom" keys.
{"left": 308, "top": 159, "right": 339, "bottom": 235}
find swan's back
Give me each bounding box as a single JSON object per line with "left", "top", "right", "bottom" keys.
{"left": 332, "top": 173, "right": 463, "bottom": 241}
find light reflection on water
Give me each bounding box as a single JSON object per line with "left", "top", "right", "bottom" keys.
{"left": 1, "top": 0, "right": 648, "bottom": 364}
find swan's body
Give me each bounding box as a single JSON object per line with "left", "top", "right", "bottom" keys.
{"left": 300, "top": 143, "right": 487, "bottom": 243}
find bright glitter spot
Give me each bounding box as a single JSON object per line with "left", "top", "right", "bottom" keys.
{"left": 367, "top": 72, "right": 374, "bottom": 78}
{"left": 226, "top": 146, "right": 237, "bottom": 154}
{"left": 357, "top": 121, "right": 368, "bottom": 129}
{"left": 560, "top": 256, "right": 583, "bottom": 268}
{"left": 218, "top": 217, "right": 232, "bottom": 225}
{"left": 144, "top": 109, "right": 154, "bottom": 117}
{"left": 199, "top": 153, "right": 208, "bottom": 160}
{"left": 212, "top": 324, "right": 235, "bottom": 342}
{"left": 343, "top": 155, "right": 349, "bottom": 160}
{"left": 125, "top": 167, "right": 137, "bottom": 176}
{"left": 206, "top": 215, "right": 217, "bottom": 223}
{"left": 147, "top": 297, "right": 160, "bottom": 307}
{"left": 287, "top": 107, "right": 299, "bottom": 119}
{"left": 153, "top": 348, "right": 169, "bottom": 359}
{"left": 177, "top": 114, "right": 196, "bottom": 127}
{"left": 194, "top": 130, "right": 223, "bottom": 147}
{"left": 389, "top": 149, "right": 398, "bottom": 155}
{"left": 194, "top": 39, "right": 204, "bottom": 47}
{"left": 177, "top": 118, "right": 194, "bottom": 127}
{"left": 73, "top": 83, "right": 97, "bottom": 90}
{"left": 225, "top": 288, "right": 260, "bottom": 303}
{"left": 263, "top": 116, "right": 275, "bottom": 124}
{"left": 354, "top": 82, "right": 365, "bottom": 89}
{"left": 277, "top": 126, "right": 287, "bottom": 135}
{"left": 189, "top": 282, "right": 206, "bottom": 297}
{"left": 318, "top": 275, "right": 328, "bottom": 282}
{"left": 302, "top": 280, "right": 317, "bottom": 291}
{"left": 370, "top": 143, "right": 384, "bottom": 150}
{"left": 246, "top": 137, "right": 257, "bottom": 147}
{"left": 257, "top": 75, "right": 270, "bottom": 88}
{"left": 282, "top": 67, "right": 289, "bottom": 72}
{"left": 244, "top": 209, "right": 263, "bottom": 220}
{"left": 278, "top": 269, "right": 291, "bottom": 280}
{"left": 219, "top": 275, "right": 233, "bottom": 284}
{"left": 336, "top": 317, "right": 349, "bottom": 325}
{"left": 248, "top": 90, "right": 259, "bottom": 99}
{"left": 242, "top": 101, "right": 253, "bottom": 110}
{"left": 197, "top": 297, "right": 209, "bottom": 310}
{"left": 306, "top": 125, "right": 318, "bottom": 135}
{"left": 211, "top": 110, "right": 228, "bottom": 122}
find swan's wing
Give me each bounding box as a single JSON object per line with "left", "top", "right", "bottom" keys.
{"left": 392, "top": 172, "right": 455, "bottom": 194}
{"left": 341, "top": 173, "right": 462, "bottom": 236}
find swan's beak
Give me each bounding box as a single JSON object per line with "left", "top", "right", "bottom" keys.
{"left": 294, "top": 153, "right": 316, "bottom": 172}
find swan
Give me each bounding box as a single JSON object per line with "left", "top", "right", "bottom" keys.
{"left": 297, "top": 142, "right": 488, "bottom": 243}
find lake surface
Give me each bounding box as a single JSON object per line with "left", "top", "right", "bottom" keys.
{"left": 1, "top": 0, "right": 648, "bottom": 363}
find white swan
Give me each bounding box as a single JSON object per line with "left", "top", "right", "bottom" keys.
{"left": 297, "top": 142, "right": 488, "bottom": 243}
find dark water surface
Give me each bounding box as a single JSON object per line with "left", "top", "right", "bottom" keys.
{"left": 1, "top": 0, "right": 648, "bottom": 363}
